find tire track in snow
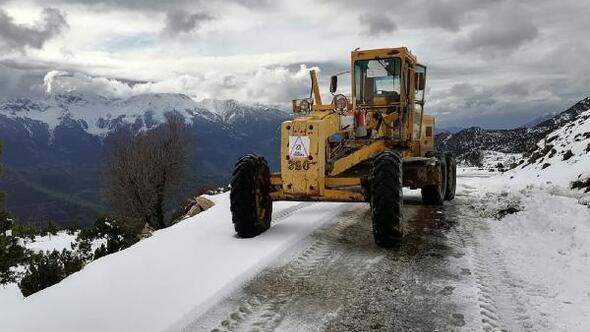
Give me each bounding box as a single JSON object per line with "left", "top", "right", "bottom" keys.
{"left": 446, "top": 202, "right": 548, "bottom": 331}
{"left": 209, "top": 209, "right": 369, "bottom": 332}
{"left": 271, "top": 202, "right": 316, "bottom": 223}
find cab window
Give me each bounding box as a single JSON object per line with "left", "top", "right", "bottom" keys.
{"left": 355, "top": 57, "right": 401, "bottom": 105}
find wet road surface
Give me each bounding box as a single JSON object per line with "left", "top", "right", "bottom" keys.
{"left": 183, "top": 182, "right": 550, "bottom": 331}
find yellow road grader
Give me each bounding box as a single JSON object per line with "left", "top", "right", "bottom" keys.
{"left": 230, "top": 47, "right": 456, "bottom": 247}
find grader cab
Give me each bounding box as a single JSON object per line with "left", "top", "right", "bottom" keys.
{"left": 230, "top": 47, "right": 456, "bottom": 247}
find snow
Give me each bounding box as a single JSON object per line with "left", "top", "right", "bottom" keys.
{"left": 481, "top": 150, "right": 522, "bottom": 169}
{"left": 2, "top": 169, "right": 589, "bottom": 331}
{"left": 1, "top": 107, "right": 588, "bottom": 331}
{"left": 17, "top": 231, "right": 106, "bottom": 254}
{"left": 487, "top": 189, "right": 590, "bottom": 331}
{"left": 0, "top": 93, "right": 208, "bottom": 137}
{"left": 452, "top": 171, "right": 590, "bottom": 331}
{"left": 0, "top": 194, "right": 352, "bottom": 332}
{"left": 504, "top": 109, "right": 590, "bottom": 189}
{"left": 22, "top": 231, "right": 77, "bottom": 253}
{"left": 0, "top": 284, "right": 23, "bottom": 308}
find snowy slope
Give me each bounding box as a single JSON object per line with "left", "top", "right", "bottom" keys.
{"left": 436, "top": 96, "right": 590, "bottom": 164}
{"left": 505, "top": 108, "right": 590, "bottom": 188}
{"left": 0, "top": 195, "right": 352, "bottom": 332}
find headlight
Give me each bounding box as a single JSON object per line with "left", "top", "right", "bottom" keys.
{"left": 333, "top": 94, "right": 348, "bottom": 111}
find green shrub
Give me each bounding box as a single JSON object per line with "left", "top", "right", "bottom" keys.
{"left": 0, "top": 235, "right": 27, "bottom": 284}
{"left": 18, "top": 249, "right": 85, "bottom": 297}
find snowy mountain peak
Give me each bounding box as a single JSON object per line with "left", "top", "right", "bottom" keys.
{"left": 0, "top": 93, "right": 217, "bottom": 137}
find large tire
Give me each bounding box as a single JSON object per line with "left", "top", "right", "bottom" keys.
{"left": 370, "top": 151, "right": 403, "bottom": 247}
{"left": 444, "top": 153, "right": 456, "bottom": 201}
{"left": 230, "top": 154, "right": 273, "bottom": 238}
{"left": 421, "top": 152, "right": 447, "bottom": 205}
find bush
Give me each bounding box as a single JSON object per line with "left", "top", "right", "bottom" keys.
{"left": 76, "top": 216, "right": 141, "bottom": 260}
{"left": 463, "top": 150, "right": 484, "bottom": 167}
{"left": 12, "top": 223, "right": 38, "bottom": 241}
{"left": 18, "top": 249, "right": 85, "bottom": 297}
{"left": 91, "top": 216, "right": 140, "bottom": 259}
{"left": 0, "top": 235, "right": 27, "bottom": 284}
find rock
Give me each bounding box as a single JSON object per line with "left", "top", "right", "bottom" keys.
{"left": 184, "top": 196, "right": 215, "bottom": 219}
{"left": 138, "top": 223, "right": 154, "bottom": 240}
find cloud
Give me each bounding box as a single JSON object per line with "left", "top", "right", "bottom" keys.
{"left": 429, "top": 80, "right": 566, "bottom": 128}
{"left": 359, "top": 12, "right": 397, "bottom": 36}
{"left": 37, "top": 64, "right": 318, "bottom": 105}
{"left": 454, "top": 6, "right": 538, "bottom": 55}
{"left": 323, "top": 0, "right": 497, "bottom": 31}
{"left": 162, "top": 10, "right": 212, "bottom": 36}
{"left": 0, "top": 64, "right": 46, "bottom": 98}
{"left": 0, "top": 7, "right": 68, "bottom": 53}
{"left": 50, "top": 0, "right": 270, "bottom": 11}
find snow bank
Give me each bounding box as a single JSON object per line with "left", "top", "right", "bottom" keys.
{"left": 1, "top": 193, "right": 350, "bottom": 332}
{"left": 466, "top": 184, "right": 590, "bottom": 331}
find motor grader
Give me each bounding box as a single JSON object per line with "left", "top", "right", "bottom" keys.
{"left": 230, "top": 47, "right": 456, "bottom": 247}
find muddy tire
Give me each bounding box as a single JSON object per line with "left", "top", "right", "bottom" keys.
{"left": 421, "top": 152, "right": 447, "bottom": 205}
{"left": 370, "top": 151, "right": 403, "bottom": 247}
{"left": 230, "top": 154, "right": 273, "bottom": 238}
{"left": 444, "top": 153, "right": 456, "bottom": 201}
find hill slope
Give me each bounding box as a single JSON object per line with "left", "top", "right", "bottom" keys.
{"left": 0, "top": 93, "right": 291, "bottom": 226}
{"left": 436, "top": 96, "right": 590, "bottom": 164}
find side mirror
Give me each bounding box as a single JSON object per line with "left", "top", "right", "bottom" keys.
{"left": 415, "top": 72, "right": 425, "bottom": 91}
{"left": 329, "top": 75, "right": 338, "bottom": 93}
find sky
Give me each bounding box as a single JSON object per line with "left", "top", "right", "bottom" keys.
{"left": 0, "top": 0, "right": 589, "bottom": 128}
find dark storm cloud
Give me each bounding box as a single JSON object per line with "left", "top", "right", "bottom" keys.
{"left": 454, "top": 8, "right": 538, "bottom": 55}
{"left": 359, "top": 12, "right": 397, "bottom": 36}
{"left": 0, "top": 8, "right": 68, "bottom": 53}
{"left": 162, "top": 10, "right": 212, "bottom": 36}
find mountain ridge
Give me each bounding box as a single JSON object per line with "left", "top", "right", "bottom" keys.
{"left": 0, "top": 92, "right": 292, "bottom": 226}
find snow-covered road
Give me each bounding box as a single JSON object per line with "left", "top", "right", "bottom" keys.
{"left": 184, "top": 171, "right": 590, "bottom": 332}
{"left": 2, "top": 169, "right": 589, "bottom": 332}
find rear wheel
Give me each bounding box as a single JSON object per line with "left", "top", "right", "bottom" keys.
{"left": 370, "top": 151, "right": 403, "bottom": 247}
{"left": 421, "top": 152, "right": 447, "bottom": 205}
{"left": 230, "top": 154, "right": 273, "bottom": 238}
{"left": 444, "top": 153, "right": 456, "bottom": 201}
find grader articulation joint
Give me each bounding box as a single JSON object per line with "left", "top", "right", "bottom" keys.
{"left": 230, "top": 47, "right": 457, "bottom": 247}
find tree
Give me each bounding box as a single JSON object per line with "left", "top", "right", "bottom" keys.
{"left": 103, "top": 114, "right": 189, "bottom": 229}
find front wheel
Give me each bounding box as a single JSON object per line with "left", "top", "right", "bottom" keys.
{"left": 230, "top": 154, "right": 273, "bottom": 238}
{"left": 370, "top": 151, "right": 403, "bottom": 247}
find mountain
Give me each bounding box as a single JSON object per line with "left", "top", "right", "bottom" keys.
{"left": 506, "top": 108, "right": 590, "bottom": 189}
{"left": 436, "top": 96, "right": 590, "bottom": 164}
{"left": 0, "top": 93, "right": 291, "bottom": 226}
{"left": 520, "top": 112, "right": 558, "bottom": 128}
{"left": 435, "top": 126, "right": 463, "bottom": 135}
